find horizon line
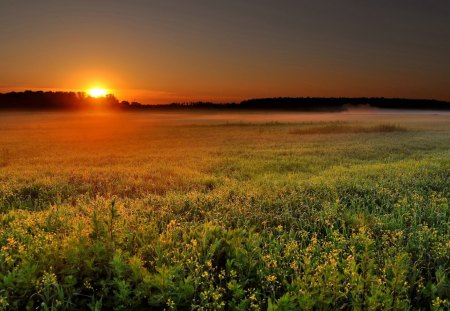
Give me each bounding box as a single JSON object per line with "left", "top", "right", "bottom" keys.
{"left": 1, "top": 90, "right": 450, "bottom": 105}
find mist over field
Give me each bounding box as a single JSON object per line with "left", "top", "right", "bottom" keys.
{"left": 2, "top": 108, "right": 449, "bottom": 127}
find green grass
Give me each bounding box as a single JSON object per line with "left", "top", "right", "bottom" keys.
{"left": 289, "top": 122, "right": 408, "bottom": 135}
{"left": 0, "top": 111, "right": 449, "bottom": 310}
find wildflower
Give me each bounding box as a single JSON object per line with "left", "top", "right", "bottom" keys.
{"left": 166, "top": 220, "right": 178, "bottom": 231}
{"left": 218, "top": 269, "right": 225, "bottom": 280}
{"left": 18, "top": 244, "right": 25, "bottom": 254}
{"left": 0, "top": 296, "right": 9, "bottom": 310}
{"left": 166, "top": 298, "right": 176, "bottom": 310}
{"left": 285, "top": 240, "right": 298, "bottom": 255}
{"left": 230, "top": 269, "right": 237, "bottom": 278}
{"left": 329, "top": 256, "right": 337, "bottom": 269}
{"left": 41, "top": 271, "right": 58, "bottom": 287}
{"left": 290, "top": 261, "right": 299, "bottom": 271}
{"left": 266, "top": 275, "right": 277, "bottom": 282}
{"left": 84, "top": 280, "right": 93, "bottom": 290}
{"left": 212, "top": 291, "right": 222, "bottom": 301}
{"left": 432, "top": 297, "right": 447, "bottom": 308}
{"left": 7, "top": 237, "right": 17, "bottom": 247}
{"left": 5, "top": 255, "right": 14, "bottom": 265}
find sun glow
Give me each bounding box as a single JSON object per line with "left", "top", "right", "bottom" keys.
{"left": 88, "top": 87, "right": 108, "bottom": 98}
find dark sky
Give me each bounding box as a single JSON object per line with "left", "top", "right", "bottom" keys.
{"left": 1, "top": 0, "right": 449, "bottom": 103}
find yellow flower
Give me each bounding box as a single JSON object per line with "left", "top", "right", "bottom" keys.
{"left": 84, "top": 280, "right": 93, "bottom": 290}
{"left": 166, "top": 298, "right": 176, "bottom": 310}
{"left": 290, "top": 261, "right": 299, "bottom": 271}
{"left": 41, "top": 271, "right": 58, "bottom": 287}
{"left": 432, "top": 297, "right": 447, "bottom": 307}
{"left": 7, "top": 237, "right": 17, "bottom": 246}
{"left": 266, "top": 275, "right": 277, "bottom": 282}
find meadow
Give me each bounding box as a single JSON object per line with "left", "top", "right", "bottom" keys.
{"left": 0, "top": 110, "right": 449, "bottom": 310}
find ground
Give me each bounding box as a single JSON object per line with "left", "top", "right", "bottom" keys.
{"left": 0, "top": 110, "right": 449, "bottom": 310}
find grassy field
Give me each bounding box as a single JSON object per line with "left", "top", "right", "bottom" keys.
{"left": 0, "top": 111, "right": 449, "bottom": 310}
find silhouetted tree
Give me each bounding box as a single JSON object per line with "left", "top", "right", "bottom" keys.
{"left": 1, "top": 92, "right": 449, "bottom": 111}
{"left": 0, "top": 91, "right": 125, "bottom": 111}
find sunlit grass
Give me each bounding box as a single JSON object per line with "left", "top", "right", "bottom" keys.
{"left": 0, "top": 112, "right": 449, "bottom": 310}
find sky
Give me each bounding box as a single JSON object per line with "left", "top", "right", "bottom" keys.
{"left": 1, "top": 0, "right": 449, "bottom": 103}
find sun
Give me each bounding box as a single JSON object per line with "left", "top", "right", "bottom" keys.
{"left": 88, "top": 87, "right": 108, "bottom": 98}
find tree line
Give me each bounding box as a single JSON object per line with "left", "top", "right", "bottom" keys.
{"left": 1, "top": 91, "right": 449, "bottom": 111}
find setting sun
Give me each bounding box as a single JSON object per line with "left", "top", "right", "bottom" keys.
{"left": 88, "top": 88, "right": 108, "bottom": 98}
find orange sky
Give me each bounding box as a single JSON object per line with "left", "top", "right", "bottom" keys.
{"left": 1, "top": 1, "right": 450, "bottom": 103}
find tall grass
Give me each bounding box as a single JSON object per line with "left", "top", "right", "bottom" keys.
{"left": 0, "top": 114, "right": 449, "bottom": 310}
{"left": 289, "top": 122, "right": 408, "bottom": 135}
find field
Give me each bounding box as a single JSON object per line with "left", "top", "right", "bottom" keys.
{"left": 0, "top": 110, "right": 449, "bottom": 310}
